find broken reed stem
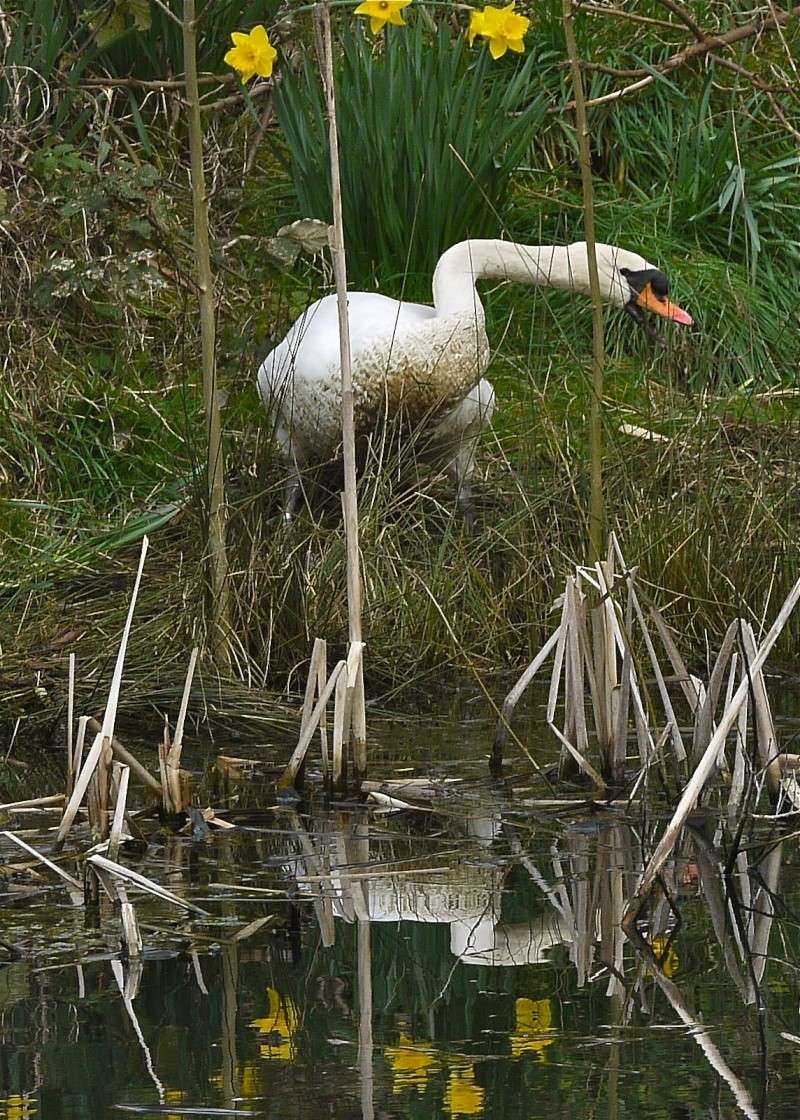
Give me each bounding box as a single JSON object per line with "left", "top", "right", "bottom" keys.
{"left": 182, "top": 0, "right": 230, "bottom": 667}
{"left": 55, "top": 538, "right": 149, "bottom": 850}
{"left": 278, "top": 659, "right": 347, "bottom": 792}
{"left": 562, "top": 0, "right": 606, "bottom": 561}
{"left": 622, "top": 575, "right": 800, "bottom": 932}
{"left": 318, "top": 2, "right": 367, "bottom": 780}
{"left": 86, "top": 718, "right": 162, "bottom": 797}
{"left": 66, "top": 653, "right": 75, "bottom": 796}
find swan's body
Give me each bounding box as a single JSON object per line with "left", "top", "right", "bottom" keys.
{"left": 258, "top": 240, "right": 691, "bottom": 523}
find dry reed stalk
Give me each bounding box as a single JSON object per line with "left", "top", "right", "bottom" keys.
{"left": 301, "top": 639, "right": 329, "bottom": 779}
{"left": 623, "top": 574, "right": 800, "bottom": 929}
{"left": 88, "top": 853, "right": 210, "bottom": 915}
{"left": 162, "top": 646, "right": 198, "bottom": 814}
{"left": 182, "top": 0, "right": 230, "bottom": 666}
{"left": 738, "top": 622, "right": 783, "bottom": 801}
{"left": 278, "top": 659, "right": 346, "bottom": 793}
{"left": 66, "top": 652, "right": 75, "bottom": 796}
{"left": 726, "top": 655, "right": 749, "bottom": 828}
{"left": 627, "top": 580, "right": 686, "bottom": 766}
{"left": 332, "top": 666, "right": 348, "bottom": 789}
{"left": 492, "top": 627, "right": 560, "bottom": 771}
{"left": 691, "top": 622, "right": 738, "bottom": 764}
{"left": 590, "top": 562, "right": 616, "bottom": 767}
{"left": 366, "top": 791, "right": 430, "bottom": 814}
{"left": 546, "top": 580, "right": 605, "bottom": 789}
{"left": 108, "top": 762, "right": 130, "bottom": 863}
{"left": 0, "top": 794, "right": 64, "bottom": 811}
{"left": 86, "top": 718, "right": 162, "bottom": 796}
{"left": 1, "top": 830, "right": 83, "bottom": 893}
{"left": 318, "top": 3, "right": 367, "bottom": 780}
{"left": 116, "top": 881, "right": 143, "bottom": 960}
{"left": 55, "top": 538, "right": 149, "bottom": 850}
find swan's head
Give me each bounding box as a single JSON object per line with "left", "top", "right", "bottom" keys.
{"left": 593, "top": 244, "right": 693, "bottom": 330}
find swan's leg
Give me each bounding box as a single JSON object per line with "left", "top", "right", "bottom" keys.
{"left": 283, "top": 464, "right": 302, "bottom": 522}
{"left": 273, "top": 412, "right": 308, "bottom": 523}
{"left": 432, "top": 379, "right": 496, "bottom": 530}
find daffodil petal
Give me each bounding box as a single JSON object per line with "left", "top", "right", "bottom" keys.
{"left": 386, "top": 9, "right": 407, "bottom": 25}
{"left": 230, "top": 31, "right": 251, "bottom": 47}
{"left": 507, "top": 37, "right": 524, "bottom": 52}
{"left": 250, "top": 24, "right": 269, "bottom": 49}
{"left": 489, "top": 36, "right": 508, "bottom": 59}
{"left": 369, "top": 15, "right": 385, "bottom": 33}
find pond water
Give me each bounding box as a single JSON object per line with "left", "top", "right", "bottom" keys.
{"left": 2, "top": 706, "right": 800, "bottom": 1120}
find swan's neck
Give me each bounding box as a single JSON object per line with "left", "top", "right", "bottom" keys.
{"left": 432, "top": 240, "right": 594, "bottom": 316}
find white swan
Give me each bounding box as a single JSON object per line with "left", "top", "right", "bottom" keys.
{"left": 257, "top": 239, "right": 692, "bottom": 525}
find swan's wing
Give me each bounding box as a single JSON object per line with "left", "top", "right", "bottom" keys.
{"left": 257, "top": 292, "right": 435, "bottom": 400}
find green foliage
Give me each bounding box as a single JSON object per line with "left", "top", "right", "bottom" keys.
{"left": 273, "top": 19, "right": 547, "bottom": 288}
{"left": 0, "top": 0, "right": 281, "bottom": 134}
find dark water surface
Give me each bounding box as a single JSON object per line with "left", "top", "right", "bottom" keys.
{"left": 2, "top": 709, "right": 800, "bottom": 1120}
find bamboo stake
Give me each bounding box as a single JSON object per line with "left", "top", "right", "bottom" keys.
{"left": 318, "top": 3, "right": 367, "bottom": 781}
{"left": 562, "top": 0, "right": 606, "bottom": 560}
{"left": 182, "top": 0, "right": 230, "bottom": 666}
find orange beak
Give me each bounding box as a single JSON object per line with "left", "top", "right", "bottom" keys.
{"left": 636, "top": 282, "right": 693, "bottom": 325}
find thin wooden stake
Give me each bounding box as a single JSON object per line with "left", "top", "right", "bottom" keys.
{"left": 562, "top": 0, "right": 606, "bottom": 560}
{"left": 183, "top": 0, "right": 230, "bottom": 666}
{"left": 318, "top": 3, "right": 367, "bottom": 782}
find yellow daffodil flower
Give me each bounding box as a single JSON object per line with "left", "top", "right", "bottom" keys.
{"left": 355, "top": 0, "right": 412, "bottom": 36}
{"left": 467, "top": 10, "right": 485, "bottom": 46}
{"left": 468, "top": 3, "right": 530, "bottom": 59}
{"left": 224, "top": 25, "right": 277, "bottom": 84}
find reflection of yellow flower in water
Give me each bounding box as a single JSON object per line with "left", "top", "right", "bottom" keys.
{"left": 385, "top": 1018, "right": 439, "bottom": 1091}
{"left": 163, "top": 1087, "right": 187, "bottom": 1120}
{"left": 224, "top": 25, "right": 277, "bottom": 83}
{"left": 249, "top": 987, "right": 298, "bottom": 1060}
{"left": 468, "top": 4, "right": 530, "bottom": 59}
{"left": 239, "top": 1063, "right": 262, "bottom": 1099}
{"left": 652, "top": 936, "right": 679, "bottom": 978}
{"left": 355, "top": 1, "right": 412, "bottom": 35}
{"left": 0, "top": 1096, "right": 37, "bottom": 1120}
{"left": 510, "top": 997, "right": 555, "bottom": 1060}
{"left": 445, "top": 1060, "right": 485, "bottom": 1117}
